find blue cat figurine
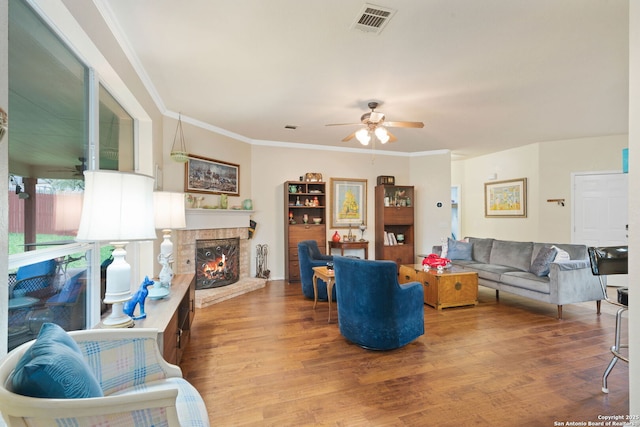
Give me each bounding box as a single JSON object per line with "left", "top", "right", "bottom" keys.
{"left": 123, "top": 276, "right": 155, "bottom": 320}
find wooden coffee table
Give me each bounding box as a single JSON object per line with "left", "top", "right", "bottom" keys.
{"left": 312, "top": 266, "right": 336, "bottom": 322}
{"left": 399, "top": 264, "right": 478, "bottom": 310}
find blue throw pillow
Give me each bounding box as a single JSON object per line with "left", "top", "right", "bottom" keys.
{"left": 11, "top": 323, "right": 103, "bottom": 399}
{"left": 447, "top": 238, "right": 473, "bottom": 260}
{"left": 529, "top": 246, "right": 558, "bottom": 277}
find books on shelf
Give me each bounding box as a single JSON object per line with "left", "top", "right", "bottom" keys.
{"left": 384, "top": 231, "right": 399, "bottom": 246}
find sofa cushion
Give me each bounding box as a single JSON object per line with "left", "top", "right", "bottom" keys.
{"left": 11, "top": 323, "right": 103, "bottom": 399}
{"left": 489, "top": 240, "right": 533, "bottom": 271}
{"left": 551, "top": 245, "right": 571, "bottom": 262}
{"left": 447, "top": 238, "right": 473, "bottom": 260}
{"left": 500, "top": 271, "right": 551, "bottom": 294}
{"left": 467, "top": 237, "right": 494, "bottom": 264}
{"left": 529, "top": 246, "right": 557, "bottom": 277}
{"left": 467, "top": 263, "right": 520, "bottom": 282}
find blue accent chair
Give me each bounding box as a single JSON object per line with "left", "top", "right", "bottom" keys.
{"left": 334, "top": 256, "right": 424, "bottom": 350}
{"left": 297, "top": 240, "right": 334, "bottom": 301}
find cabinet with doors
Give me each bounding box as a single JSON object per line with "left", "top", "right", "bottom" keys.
{"left": 375, "top": 185, "right": 415, "bottom": 269}
{"left": 284, "top": 181, "right": 327, "bottom": 282}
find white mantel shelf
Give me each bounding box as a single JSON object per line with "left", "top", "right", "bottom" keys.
{"left": 185, "top": 208, "right": 254, "bottom": 230}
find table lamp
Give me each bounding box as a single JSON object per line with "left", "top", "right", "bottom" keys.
{"left": 153, "top": 191, "right": 186, "bottom": 286}
{"left": 76, "top": 171, "right": 156, "bottom": 328}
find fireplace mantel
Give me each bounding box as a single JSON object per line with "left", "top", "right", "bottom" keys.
{"left": 185, "top": 208, "right": 254, "bottom": 230}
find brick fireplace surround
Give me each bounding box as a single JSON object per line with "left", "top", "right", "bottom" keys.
{"left": 174, "top": 209, "right": 266, "bottom": 308}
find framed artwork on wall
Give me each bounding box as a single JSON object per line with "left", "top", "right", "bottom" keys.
{"left": 330, "top": 178, "right": 367, "bottom": 228}
{"left": 484, "top": 178, "right": 527, "bottom": 217}
{"left": 184, "top": 154, "right": 240, "bottom": 195}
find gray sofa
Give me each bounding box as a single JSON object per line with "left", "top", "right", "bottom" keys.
{"left": 434, "top": 237, "right": 605, "bottom": 319}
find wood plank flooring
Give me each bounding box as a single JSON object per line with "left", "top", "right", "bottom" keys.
{"left": 180, "top": 281, "right": 629, "bottom": 426}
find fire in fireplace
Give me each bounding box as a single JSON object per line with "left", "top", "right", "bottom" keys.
{"left": 196, "top": 238, "right": 240, "bottom": 289}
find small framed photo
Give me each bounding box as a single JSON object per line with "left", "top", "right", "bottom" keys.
{"left": 185, "top": 154, "right": 239, "bottom": 195}
{"left": 330, "top": 178, "right": 367, "bottom": 228}
{"left": 484, "top": 178, "right": 527, "bottom": 217}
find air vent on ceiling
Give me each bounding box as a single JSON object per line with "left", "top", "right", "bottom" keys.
{"left": 351, "top": 4, "right": 396, "bottom": 35}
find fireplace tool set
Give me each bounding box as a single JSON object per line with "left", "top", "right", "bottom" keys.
{"left": 256, "top": 244, "right": 270, "bottom": 279}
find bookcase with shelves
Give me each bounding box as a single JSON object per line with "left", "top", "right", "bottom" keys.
{"left": 284, "top": 181, "right": 327, "bottom": 282}
{"left": 375, "top": 185, "right": 415, "bottom": 269}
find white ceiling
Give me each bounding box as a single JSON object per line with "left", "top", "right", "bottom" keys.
{"left": 96, "top": 0, "right": 629, "bottom": 157}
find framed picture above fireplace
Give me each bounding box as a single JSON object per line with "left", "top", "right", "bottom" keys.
{"left": 184, "top": 154, "right": 240, "bottom": 195}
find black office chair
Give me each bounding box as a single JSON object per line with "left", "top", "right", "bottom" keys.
{"left": 587, "top": 246, "right": 628, "bottom": 393}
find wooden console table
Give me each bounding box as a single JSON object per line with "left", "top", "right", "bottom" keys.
{"left": 97, "top": 273, "right": 195, "bottom": 365}
{"left": 328, "top": 240, "right": 369, "bottom": 259}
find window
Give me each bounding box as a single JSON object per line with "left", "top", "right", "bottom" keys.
{"left": 7, "top": 0, "right": 137, "bottom": 351}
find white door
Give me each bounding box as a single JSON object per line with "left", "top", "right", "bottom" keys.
{"left": 573, "top": 172, "right": 628, "bottom": 286}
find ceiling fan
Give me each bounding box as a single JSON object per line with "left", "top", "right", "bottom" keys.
{"left": 46, "top": 157, "right": 87, "bottom": 177}
{"left": 326, "top": 101, "right": 424, "bottom": 145}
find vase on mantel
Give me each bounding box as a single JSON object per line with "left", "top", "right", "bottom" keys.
{"left": 220, "top": 194, "right": 228, "bottom": 209}
{"left": 332, "top": 231, "right": 341, "bottom": 242}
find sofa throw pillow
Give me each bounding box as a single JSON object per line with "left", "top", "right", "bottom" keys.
{"left": 11, "top": 323, "right": 103, "bottom": 399}
{"left": 447, "top": 238, "right": 473, "bottom": 260}
{"left": 529, "top": 246, "right": 558, "bottom": 277}
{"left": 441, "top": 237, "right": 469, "bottom": 258}
{"left": 551, "top": 245, "right": 571, "bottom": 262}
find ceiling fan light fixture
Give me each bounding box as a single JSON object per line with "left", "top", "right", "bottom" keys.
{"left": 355, "top": 128, "right": 370, "bottom": 145}
{"left": 375, "top": 126, "right": 389, "bottom": 144}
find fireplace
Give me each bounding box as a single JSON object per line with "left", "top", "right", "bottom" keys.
{"left": 196, "top": 237, "right": 239, "bottom": 289}
{"left": 174, "top": 209, "right": 267, "bottom": 308}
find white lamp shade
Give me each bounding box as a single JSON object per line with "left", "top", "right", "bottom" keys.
{"left": 375, "top": 126, "right": 390, "bottom": 144}
{"left": 153, "top": 191, "right": 187, "bottom": 230}
{"left": 76, "top": 171, "right": 157, "bottom": 242}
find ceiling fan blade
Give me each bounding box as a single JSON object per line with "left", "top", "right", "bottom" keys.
{"left": 384, "top": 121, "right": 424, "bottom": 128}
{"left": 326, "top": 123, "right": 361, "bottom": 127}
{"left": 342, "top": 132, "right": 357, "bottom": 142}
{"left": 387, "top": 130, "right": 398, "bottom": 143}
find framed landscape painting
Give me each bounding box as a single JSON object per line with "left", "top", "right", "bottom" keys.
{"left": 484, "top": 178, "right": 527, "bottom": 218}
{"left": 330, "top": 178, "right": 367, "bottom": 228}
{"left": 184, "top": 154, "right": 240, "bottom": 195}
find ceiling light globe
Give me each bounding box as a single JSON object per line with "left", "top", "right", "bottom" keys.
{"left": 355, "top": 128, "right": 371, "bottom": 145}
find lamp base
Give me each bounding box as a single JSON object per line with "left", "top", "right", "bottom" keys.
{"left": 102, "top": 301, "right": 134, "bottom": 328}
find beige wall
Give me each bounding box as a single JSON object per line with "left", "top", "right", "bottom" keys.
{"left": 453, "top": 134, "right": 628, "bottom": 243}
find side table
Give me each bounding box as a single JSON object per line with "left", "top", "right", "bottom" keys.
{"left": 312, "top": 266, "right": 336, "bottom": 322}
{"left": 328, "top": 240, "right": 369, "bottom": 259}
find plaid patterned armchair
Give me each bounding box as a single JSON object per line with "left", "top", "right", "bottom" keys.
{"left": 0, "top": 328, "right": 209, "bottom": 426}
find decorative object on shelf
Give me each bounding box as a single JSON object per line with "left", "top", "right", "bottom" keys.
{"left": 376, "top": 175, "right": 395, "bottom": 185}
{"left": 484, "top": 178, "right": 527, "bottom": 218}
{"left": 304, "top": 172, "right": 323, "bottom": 182}
{"left": 313, "top": 217, "right": 322, "bottom": 224}
{"left": 123, "top": 276, "right": 154, "bottom": 320}
{"left": 154, "top": 191, "right": 187, "bottom": 288}
{"left": 170, "top": 113, "right": 189, "bottom": 163}
{"left": 303, "top": 214, "right": 309, "bottom": 224}
{"left": 185, "top": 154, "right": 240, "bottom": 195}
{"left": 289, "top": 184, "right": 298, "bottom": 193}
{"left": 332, "top": 231, "right": 341, "bottom": 242}
{"left": 243, "top": 199, "right": 253, "bottom": 210}
{"left": 359, "top": 221, "right": 367, "bottom": 241}
{"left": 220, "top": 193, "right": 228, "bottom": 209}
{"left": 76, "top": 171, "right": 156, "bottom": 328}
{"left": 330, "top": 178, "right": 367, "bottom": 228}
{"left": 148, "top": 283, "right": 170, "bottom": 300}
{"left": 185, "top": 193, "right": 204, "bottom": 208}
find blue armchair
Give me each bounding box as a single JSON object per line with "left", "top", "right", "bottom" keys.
{"left": 334, "top": 256, "right": 424, "bottom": 350}
{"left": 297, "top": 240, "right": 334, "bottom": 301}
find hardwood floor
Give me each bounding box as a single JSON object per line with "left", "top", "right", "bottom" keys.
{"left": 180, "top": 281, "right": 629, "bottom": 426}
